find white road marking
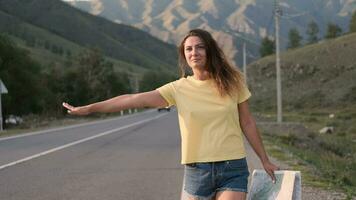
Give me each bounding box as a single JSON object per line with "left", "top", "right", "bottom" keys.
{"left": 0, "top": 109, "right": 156, "bottom": 142}
{"left": 0, "top": 113, "right": 167, "bottom": 171}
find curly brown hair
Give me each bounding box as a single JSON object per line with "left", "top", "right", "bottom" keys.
{"left": 178, "top": 29, "right": 245, "bottom": 97}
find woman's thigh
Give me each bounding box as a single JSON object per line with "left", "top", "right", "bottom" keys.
{"left": 215, "top": 191, "right": 246, "bottom": 200}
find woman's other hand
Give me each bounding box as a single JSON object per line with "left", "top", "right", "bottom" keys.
{"left": 262, "top": 160, "right": 279, "bottom": 184}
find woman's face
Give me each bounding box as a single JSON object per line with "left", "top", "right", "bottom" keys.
{"left": 184, "top": 36, "right": 207, "bottom": 70}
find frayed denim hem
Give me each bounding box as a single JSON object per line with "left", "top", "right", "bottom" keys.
{"left": 182, "top": 190, "right": 215, "bottom": 200}
{"left": 216, "top": 187, "right": 248, "bottom": 193}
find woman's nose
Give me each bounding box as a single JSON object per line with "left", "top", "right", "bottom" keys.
{"left": 192, "top": 47, "right": 198, "bottom": 55}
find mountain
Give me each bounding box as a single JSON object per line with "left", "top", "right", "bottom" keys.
{"left": 0, "top": 9, "right": 146, "bottom": 75}
{"left": 0, "top": 0, "right": 178, "bottom": 74}
{"left": 65, "top": 0, "right": 356, "bottom": 66}
{"left": 247, "top": 32, "right": 356, "bottom": 111}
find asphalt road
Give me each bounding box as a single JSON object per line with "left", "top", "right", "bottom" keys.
{"left": 0, "top": 110, "right": 183, "bottom": 200}
{"left": 0, "top": 109, "right": 266, "bottom": 200}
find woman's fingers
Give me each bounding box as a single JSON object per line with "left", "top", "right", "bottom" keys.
{"left": 62, "top": 102, "right": 90, "bottom": 115}
{"left": 268, "top": 169, "right": 277, "bottom": 184}
{"left": 62, "top": 102, "right": 73, "bottom": 109}
{"left": 263, "top": 161, "right": 279, "bottom": 184}
{"left": 62, "top": 102, "right": 76, "bottom": 114}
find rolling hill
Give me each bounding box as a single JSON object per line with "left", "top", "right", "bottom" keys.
{"left": 247, "top": 32, "right": 356, "bottom": 111}
{"left": 0, "top": 9, "right": 147, "bottom": 75}
{"left": 0, "top": 0, "right": 178, "bottom": 74}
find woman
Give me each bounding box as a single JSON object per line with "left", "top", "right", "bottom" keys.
{"left": 63, "top": 29, "right": 278, "bottom": 200}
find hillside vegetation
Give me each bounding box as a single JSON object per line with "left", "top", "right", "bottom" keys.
{"left": 0, "top": 10, "right": 144, "bottom": 73}
{"left": 248, "top": 32, "right": 356, "bottom": 111}
{"left": 248, "top": 33, "right": 356, "bottom": 197}
{"left": 0, "top": 0, "right": 179, "bottom": 122}
{"left": 0, "top": 0, "right": 178, "bottom": 73}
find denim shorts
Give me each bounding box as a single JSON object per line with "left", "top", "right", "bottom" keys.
{"left": 183, "top": 158, "right": 249, "bottom": 199}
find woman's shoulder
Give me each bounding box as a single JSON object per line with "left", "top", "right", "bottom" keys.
{"left": 171, "top": 77, "right": 188, "bottom": 85}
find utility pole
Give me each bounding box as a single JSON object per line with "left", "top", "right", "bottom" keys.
{"left": 275, "top": 0, "right": 282, "bottom": 123}
{"left": 223, "top": 30, "right": 259, "bottom": 83}
{"left": 134, "top": 75, "right": 139, "bottom": 113}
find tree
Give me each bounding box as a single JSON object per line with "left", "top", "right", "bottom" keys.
{"left": 65, "top": 48, "right": 131, "bottom": 105}
{"left": 139, "top": 71, "right": 177, "bottom": 92}
{"left": 25, "top": 34, "right": 36, "bottom": 47}
{"left": 287, "top": 28, "right": 302, "bottom": 49}
{"left": 306, "top": 20, "right": 319, "bottom": 44}
{"left": 325, "top": 23, "right": 342, "bottom": 39}
{"left": 349, "top": 11, "right": 356, "bottom": 33}
{"left": 44, "top": 40, "right": 50, "bottom": 50}
{"left": 43, "top": 48, "right": 132, "bottom": 114}
{"left": 66, "top": 50, "right": 72, "bottom": 57}
{"left": 58, "top": 46, "right": 64, "bottom": 56}
{"left": 0, "top": 34, "right": 45, "bottom": 116}
{"left": 51, "top": 44, "right": 59, "bottom": 54}
{"left": 259, "top": 37, "right": 275, "bottom": 57}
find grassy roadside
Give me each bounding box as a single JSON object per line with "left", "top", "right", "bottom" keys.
{"left": 256, "top": 109, "right": 356, "bottom": 199}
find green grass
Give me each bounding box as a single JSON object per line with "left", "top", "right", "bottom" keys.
{"left": 258, "top": 108, "right": 356, "bottom": 198}
{"left": 248, "top": 33, "right": 356, "bottom": 113}
{"left": 263, "top": 138, "right": 331, "bottom": 188}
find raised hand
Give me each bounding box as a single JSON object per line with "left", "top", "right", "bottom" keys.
{"left": 62, "top": 102, "right": 91, "bottom": 116}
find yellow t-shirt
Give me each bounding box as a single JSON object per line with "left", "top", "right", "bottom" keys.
{"left": 157, "top": 76, "right": 251, "bottom": 164}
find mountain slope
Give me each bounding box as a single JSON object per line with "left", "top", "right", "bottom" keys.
{"left": 0, "top": 0, "right": 178, "bottom": 72}
{"left": 66, "top": 0, "right": 356, "bottom": 66}
{"left": 247, "top": 32, "right": 356, "bottom": 111}
{"left": 0, "top": 9, "right": 149, "bottom": 75}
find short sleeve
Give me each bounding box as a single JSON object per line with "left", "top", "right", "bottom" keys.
{"left": 156, "top": 82, "right": 176, "bottom": 107}
{"left": 237, "top": 82, "right": 251, "bottom": 104}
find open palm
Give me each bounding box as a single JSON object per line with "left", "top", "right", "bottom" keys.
{"left": 62, "top": 102, "right": 90, "bottom": 115}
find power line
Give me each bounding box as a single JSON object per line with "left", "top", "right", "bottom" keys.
{"left": 223, "top": 29, "right": 260, "bottom": 82}
{"left": 282, "top": 12, "right": 308, "bottom": 19}
{"left": 222, "top": 29, "right": 261, "bottom": 59}
{"left": 223, "top": 29, "right": 260, "bottom": 60}
{"left": 223, "top": 29, "right": 260, "bottom": 47}
{"left": 266, "top": 9, "right": 275, "bottom": 37}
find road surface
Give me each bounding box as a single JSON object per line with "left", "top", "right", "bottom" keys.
{"left": 0, "top": 109, "right": 279, "bottom": 200}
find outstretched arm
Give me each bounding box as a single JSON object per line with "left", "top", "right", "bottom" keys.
{"left": 238, "top": 100, "right": 279, "bottom": 183}
{"left": 62, "top": 90, "right": 168, "bottom": 115}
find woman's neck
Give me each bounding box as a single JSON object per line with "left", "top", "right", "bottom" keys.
{"left": 192, "top": 69, "right": 210, "bottom": 80}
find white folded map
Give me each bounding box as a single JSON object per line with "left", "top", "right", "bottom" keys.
{"left": 248, "top": 170, "right": 301, "bottom": 200}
